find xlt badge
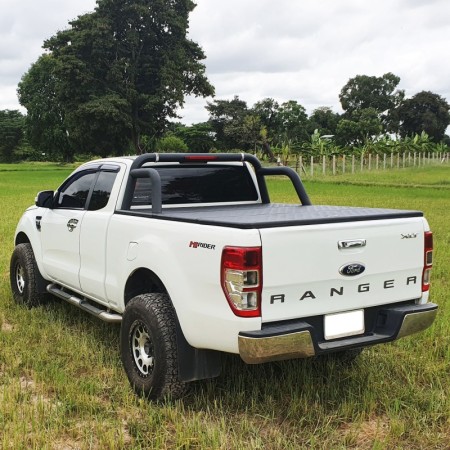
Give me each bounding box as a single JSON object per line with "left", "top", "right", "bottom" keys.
{"left": 401, "top": 233, "right": 418, "bottom": 239}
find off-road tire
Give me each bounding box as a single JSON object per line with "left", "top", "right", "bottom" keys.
{"left": 120, "top": 293, "right": 187, "bottom": 401}
{"left": 10, "top": 243, "right": 46, "bottom": 307}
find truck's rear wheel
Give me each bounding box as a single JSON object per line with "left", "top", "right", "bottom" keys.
{"left": 120, "top": 293, "right": 187, "bottom": 400}
{"left": 10, "top": 243, "right": 46, "bottom": 307}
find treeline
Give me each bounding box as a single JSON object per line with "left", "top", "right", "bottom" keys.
{"left": 0, "top": 0, "right": 449, "bottom": 162}
{"left": 2, "top": 72, "right": 450, "bottom": 163}
{"left": 165, "top": 76, "right": 450, "bottom": 161}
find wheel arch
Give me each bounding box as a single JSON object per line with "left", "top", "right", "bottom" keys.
{"left": 15, "top": 231, "right": 30, "bottom": 246}
{"left": 124, "top": 267, "right": 168, "bottom": 307}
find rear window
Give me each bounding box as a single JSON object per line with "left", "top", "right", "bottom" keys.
{"left": 132, "top": 164, "right": 258, "bottom": 206}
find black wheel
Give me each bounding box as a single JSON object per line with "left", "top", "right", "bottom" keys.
{"left": 120, "top": 293, "right": 187, "bottom": 401}
{"left": 10, "top": 243, "right": 46, "bottom": 307}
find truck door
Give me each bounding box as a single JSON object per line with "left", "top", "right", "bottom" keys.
{"left": 40, "top": 169, "right": 98, "bottom": 290}
{"left": 78, "top": 165, "right": 122, "bottom": 302}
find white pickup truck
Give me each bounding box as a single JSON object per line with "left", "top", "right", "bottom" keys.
{"left": 10, "top": 153, "right": 437, "bottom": 400}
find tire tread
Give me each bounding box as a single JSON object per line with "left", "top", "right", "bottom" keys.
{"left": 120, "top": 293, "right": 187, "bottom": 400}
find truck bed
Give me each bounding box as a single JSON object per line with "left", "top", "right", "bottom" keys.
{"left": 117, "top": 204, "right": 423, "bottom": 229}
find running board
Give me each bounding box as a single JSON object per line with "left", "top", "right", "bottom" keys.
{"left": 47, "top": 284, "right": 122, "bottom": 324}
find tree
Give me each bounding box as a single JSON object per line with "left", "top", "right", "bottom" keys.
{"left": 397, "top": 91, "right": 450, "bottom": 142}
{"left": 0, "top": 110, "right": 25, "bottom": 162}
{"left": 172, "top": 122, "right": 215, "bottom": 152}
{"left": 224, "top": 114, "right": 262, "bottom": 151}
{"left": 206, "top": 96, "right": 249, "bottom": 149}
{"left": 18, "top": 54, "right": 72, "bottom": 161}
{"left": 156, "top": 135, "right": 188, "bottom": 153}
{"left": 252, "top": 98, "right": 280, "bottom": 135}
{"left": 276, "top": 100, "right": 309, "bottom": 144}
{"left": 335, "top": 108, "right": 382, "bottom": 147}
{"left": 34, "top": 0, "right": 213, "bottom": 157}
{"left": 339, "top": 73, "right": 404, "bottom": 132}
{"left": 307, "top": 107, "right": 340, "bottom": 137}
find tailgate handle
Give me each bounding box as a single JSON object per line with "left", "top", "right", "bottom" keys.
{"left": 338, "top": 239, "right": 366, "bottom": 249}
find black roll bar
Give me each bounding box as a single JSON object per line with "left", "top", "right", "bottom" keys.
{"left": 258, "top": 166, "right": 311, "bottom": 206}
{"left": 121, "top": 153, "right": 312, "bottom": 212}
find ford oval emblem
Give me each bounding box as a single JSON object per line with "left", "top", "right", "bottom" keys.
{"left": 339, "top": 263, "right": 365, "bottom": 276}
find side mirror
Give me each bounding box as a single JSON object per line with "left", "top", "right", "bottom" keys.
{"left": 35, "top": 190, "right": 54, "bottom": 208}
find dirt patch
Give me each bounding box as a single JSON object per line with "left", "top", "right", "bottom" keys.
{"left": 51, "top": 439, "right": 83, "bottom": 450}
{"left": 1, "top": 321, "right": 14, "bottom": 332}
{"left": 341, "top": 415, "right": 390, "bottom": 449}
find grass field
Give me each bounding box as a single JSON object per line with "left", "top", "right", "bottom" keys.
{"left": 0, "top": 163, "right": 449, "bottom": 449}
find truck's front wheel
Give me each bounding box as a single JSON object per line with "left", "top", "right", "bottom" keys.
{"left": 120, "top": 293, "right": 186, "bottom": 401}
{"left": 10, "top": 243, "right": 46, "bottom": 307}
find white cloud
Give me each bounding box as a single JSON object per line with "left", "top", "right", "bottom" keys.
{"left": 1, "top": 0, "right": 450, "bottom": 124}
{"left": 0, "top": 0, "right": 96, "bottom": 109}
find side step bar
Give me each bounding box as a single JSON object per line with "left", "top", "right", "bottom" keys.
{"left": 47, "top": 284, "right": 122, "bottom": 324}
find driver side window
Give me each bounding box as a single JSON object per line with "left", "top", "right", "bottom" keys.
{"left": 56, "top": 172, "right": 96, "bottom": 209}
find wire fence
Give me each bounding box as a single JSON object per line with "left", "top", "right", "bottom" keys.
{"left": 284, "top": 152, "right": 450, "bottom": 177}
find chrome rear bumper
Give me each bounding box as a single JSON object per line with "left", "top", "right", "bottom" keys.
{"left": 239, "top": 302, "right": 437, "bottom": 364}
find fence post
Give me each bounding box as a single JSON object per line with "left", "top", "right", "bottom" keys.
{"left": 342, "top": 155, "right": 346, "bottom": 174}
{"left": 413, "top": 152, "right": 416, "bottom": 166}
{"left": 390, "top": 152, "right": 394, "bottom": 168}
{"left": 402, "top": 152, "right": 406, "bottom": 168}
{"left": 332, "top": 155, "right": 336, "bottom": 175}
{"left": 352, "top": 155, "right": 355, "bottom": 174}
{"left": 397, "top": 153, "right": 400, "bottom": 169}
{"left": 322, "top": 155, "right": 326, "bottom": 175}
{"left": 368, "top": 153, "right": 372, "bottom": 171}
{"left": 360, "top": 154, "right": 364, "bottom": 172}
{"left": 408, "top": 152, "right": 411, "bottom": 166}
{"left": 383, "top": 153, "right": 386, "bottom": 170}
{"left": 376, "top": 154, "right": 379, "bottom": 170}
{"left": 310, "top": 156, "right": 314, "bottom": 177}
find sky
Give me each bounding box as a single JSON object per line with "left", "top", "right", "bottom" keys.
{"left": 1, "top": 0, "right": 450, "bottom": 124}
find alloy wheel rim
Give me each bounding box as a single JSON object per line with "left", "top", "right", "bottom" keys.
{"left": 15, "top": 263, "right": 25, "bottom": 294}
{"left": 131, "top": 321, "right": 154, "bottom": 377}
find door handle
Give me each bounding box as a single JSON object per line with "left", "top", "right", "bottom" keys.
{"left": 67, "top": 219, "right": 79, "bottom": 232}
{"left": 338, "top": 239, "right": 366, "bottom": 249}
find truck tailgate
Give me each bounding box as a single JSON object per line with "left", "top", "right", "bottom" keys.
{"left": 260, "top": 217, "right": 426, "bottom": 323}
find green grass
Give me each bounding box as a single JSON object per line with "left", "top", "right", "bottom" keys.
{"left": 1, "top": 164, "right": 449, "bottom": 448}
{"left": 305, "top": 164, "right": 450, "bottom": 188}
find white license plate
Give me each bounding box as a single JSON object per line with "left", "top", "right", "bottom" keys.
{"left": 324, "top": 309, "right": 365, "bottom": 340}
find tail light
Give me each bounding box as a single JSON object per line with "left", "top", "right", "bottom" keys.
{"left": 422, "top": 231, "right": 433, "bottom": 292}
{"left": 221, "top": 246, "right": 262, "bottom": 317}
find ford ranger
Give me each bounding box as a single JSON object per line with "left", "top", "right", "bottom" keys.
{"left": 10, "top": 153, "right": 437, "bottom": 400}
